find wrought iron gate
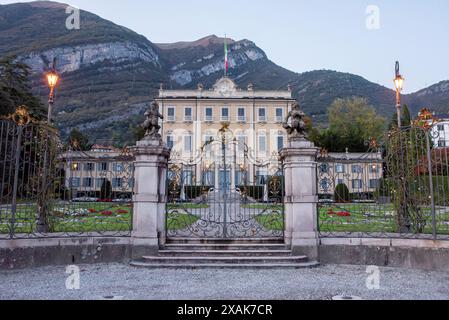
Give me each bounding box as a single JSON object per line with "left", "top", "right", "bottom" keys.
{"left": 166, "top": 130, "right": 284, "bottom": 239}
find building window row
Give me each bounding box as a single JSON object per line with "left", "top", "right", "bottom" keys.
{"left": 70, "top": 162, "right": 131, "bottom": 172}
{"left": 165, "top": 106, "right": 285, "bottom": 123}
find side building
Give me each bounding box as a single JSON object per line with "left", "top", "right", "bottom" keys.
{"left": 59, "top": 145, "right": 134, "bottom": 200}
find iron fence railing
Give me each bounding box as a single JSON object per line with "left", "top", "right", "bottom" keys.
{"left": 0, "top": 115, "right": 134, "bottom": 239}
{"left": 318, "top": 123, "right": 449, "bottom": 240}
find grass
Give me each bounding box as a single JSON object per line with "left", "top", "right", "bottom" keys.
{"left": 241, "top": 204, "right": 284, "bottom": 211}
{"left": 167, "top": 203, "right": 209, "bottom": 210}
{"left": 255, "top": 214, "right": 284, "bottom": 231}
{"left": 166, "top": 213, "right": 200, "bottom": 231}
{"left": 318, "top": 203, "right": 449, "bottom": 235}
{"left": 0, "top": 202, "right": 133, "bottom": 234}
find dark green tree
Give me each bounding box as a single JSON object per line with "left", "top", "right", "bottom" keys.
{"left": 68, "top": 128, "right": 91, "bottom": 151}
{"left": 0, "top": 55, "right": 46, "bottom": 119}
{"left": 335, "top": 183, "right": 350, "bottom": 203}
{"left": 100, "top": 180, "right": 112, "bottom": 200}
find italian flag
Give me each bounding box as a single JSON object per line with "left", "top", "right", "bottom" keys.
{"left": 224, "top": 37, "right": 229, "bottom": 76}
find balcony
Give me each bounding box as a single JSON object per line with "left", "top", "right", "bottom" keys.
{"left": 167, "top": 116, "right": 176, "bottom": 123}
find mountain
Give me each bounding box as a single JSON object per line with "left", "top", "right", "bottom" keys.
{"left": 0, "top": 1, "right": 167, "bottom": 144}
{"left": 0, "top": 1, "right": 448, "bottom": 146}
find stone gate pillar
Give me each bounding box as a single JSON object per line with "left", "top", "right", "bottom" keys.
{"left": 280, "top": 138, "right": 320, "bottom": 260}
{"left": 131, "top": 138, "right": 170, "bottom": 259}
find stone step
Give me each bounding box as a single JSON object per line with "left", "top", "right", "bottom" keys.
{"left": 141, "top": 255, "right": 308, "bottom": 265}
{"left": 166, "top": 238, "right": 285, "bottom": 245}
{"left": 130, "top": 261, "right": 320, "bottom": 270}
{"left": 163, "top": 244, "right": 290, "bottom": 251}
{"left": 159, "top": 250, "right": 293, "bottom": 257}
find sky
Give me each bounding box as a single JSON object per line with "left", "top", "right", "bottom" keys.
{"left": 1, "top": 0, "right": 449, "bottom": 93}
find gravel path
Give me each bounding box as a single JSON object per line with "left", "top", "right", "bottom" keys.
{"left": 0, "top": 264, "right": 448, "bottom": 300}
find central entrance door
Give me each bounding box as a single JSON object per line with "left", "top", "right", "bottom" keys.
{"left": 166, "top": 133, "right": 284, "bottom": 239}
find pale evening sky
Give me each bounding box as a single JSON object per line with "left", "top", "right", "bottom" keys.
{"left": 1, "top": 0, "right": 448, "bottom": 93}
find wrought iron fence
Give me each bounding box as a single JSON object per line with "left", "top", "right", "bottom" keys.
{"left": 318, "top": 122, "right": 449, "bottom": 240}
{"left": 0, "top": 111, "right": 134, "bottom": 239}
{"left": 166, "top": 137, "right": 285, "bottom": 239}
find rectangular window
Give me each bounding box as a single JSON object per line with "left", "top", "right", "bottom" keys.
{"left": 128, "top": 178, "right": 135, "bottom": 189}
{"left": 221, "top": 108, "right": 229, "bottom": 121}
{"left": 112, "top": 178, "right": 122, "bottom": 188}
{"left": 167, "top": 107, "right": 175, "bottom": 122}
{"left": 276, "top": 108, "right": 284, "bottom": 122}
{"left": 184, "top": 107, "right": 193, "bottom": 122}
{"left": 336, "top": 164, "right": 345, "bottom": 173}
{"left": 438, "top": 140, "right": 446, "bottom": 147}
{"left": 258, "top": 108, "right": 267, "bottom": 122}
{"left": 96, "top": 178, "right": 107, "bottom": 188}
{"left": 167, "top": 136, "right": 174, "bottom": 149}
{"left": 256, "top": 170, "right": 268, "bottom": 185}
{"left": 352, "top": 179, "right": 363, "bottom": 189}
{"left": 83, "top": 177, "right": 93, "bottom": 188}
{"left": 259, "top": 135, "right": 267, "bottom": 153}
{"left": 370, "top": 164, "right": 380, "bottom": 174}
{"left": 277, "top": 136, "right": 285, "bottom": 151}
{"left": 182, "top": 171, "right": 193, "bottom": 185}
{"left": 84, "top": 163, "right": 94, "bottom": 171}
{"left": 237, "top": 108, "right": 246, "bottom": 122}
{"left": 184, "top": 136, "right": 192, "bottom": 152}
{"left": 71, "top": 163, "right": 80, "bottom": 171}
{"left": 113, "top": 163, "right": 124, "bottom": 172}
{"left": 438, "top": 125, "right": 445, "bottom": 131}
{"left": 97, "top": 162, "right": 108, "bottom": 171}
{"left": 70, "top": 178, "right": 80, "bottom": 188}
{"left": 370, "top": 179, "right": 380, "bottom": 189}
{"left": 205, "top": 108, "right": 213, "bottom": 122}
{"left": 352, "top": 165, "right": 363, "bottom": 173}
{"left": 237, "top": 136, "right": 246, "bottom": 152}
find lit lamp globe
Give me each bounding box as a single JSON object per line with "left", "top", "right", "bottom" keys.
{"left": 46, "top": 70, "right": 59, "bottom": 92}
{"left": 394, "top": 74, "right": 404, "bottom": 93}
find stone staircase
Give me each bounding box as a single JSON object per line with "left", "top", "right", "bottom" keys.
{"left": 130, "top": 239, "right": 320, "bottom": 269}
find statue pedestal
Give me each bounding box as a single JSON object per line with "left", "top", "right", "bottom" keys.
{"left": 131, "top": 138, "right": 170, "bottom": 258}
{"left": 280, "top": 138, "right": 320, "bottom": 260}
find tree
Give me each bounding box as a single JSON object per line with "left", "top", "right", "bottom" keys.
{"left": 388, "top": 105, "right": 412, "bottom": 130}
{"left": 0, "top": 55, "right": 46, "bottom": 120}
{"left": 313, "top": 97, "right": 386, "bottom": 152}
{"left": 335, "top": 183, "right": 350, "bottom": 203}
{"left": 100, "top": 180, "right": 112, "bottom": 200}
{"left": 68, "top": 128, "right": 91, "bottom": 151}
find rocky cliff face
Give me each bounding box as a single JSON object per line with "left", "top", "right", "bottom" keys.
{"left": 21, "top": 41, "right": 160, "bottom": 74}
{"left": 159, "top": 37, "right": 267, "bottom": 86}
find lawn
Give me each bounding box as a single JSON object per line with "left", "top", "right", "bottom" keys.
{"left": 0, "top": 202, "right": 206, "bottom": 234}
{"left": 255, "top": 214, "right": 284, "bottom": 231}
{"left": 166, "top": 212, "right": 200, "bottom": 231}
{"left": 318, "top": 203, "right": 449, "bottom": 235}
{"left": 0, "top": 202, "right": 133, "bottom": 234}
{"left": 241, "top": 204, "right": 284, "bottom": 211}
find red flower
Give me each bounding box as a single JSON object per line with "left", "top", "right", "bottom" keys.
{"left": 337, "top": 211, "right": 351, "bottom": 217}
{"left": 117, "top": 210, "right": 128, "bottom": 214}
{"left": 89, "top": 209, "right": 97, "bottom": 213}
{"left": 101, "top": 211, "right": 113, "bottom": 216}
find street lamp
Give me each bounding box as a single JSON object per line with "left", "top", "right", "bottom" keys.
{"left": 46, "top": 68, "right": 60, "bottom": 124}
{"left": 394, "top": 61, "right": 405, "bottom": 128}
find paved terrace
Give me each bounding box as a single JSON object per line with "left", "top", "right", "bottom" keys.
{"left": 0, "top": 264, "right": 448, "bottom": 300}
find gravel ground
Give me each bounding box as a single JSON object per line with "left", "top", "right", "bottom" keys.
{"left": 0, "top": 264, "right": 448, "bottom": 300}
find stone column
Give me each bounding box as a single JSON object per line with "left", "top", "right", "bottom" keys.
{"left": 131, "top": 138, "right": 170, "bottom": 259}
{"left": 280, "top": 138, "right": 320, "bottom": 260}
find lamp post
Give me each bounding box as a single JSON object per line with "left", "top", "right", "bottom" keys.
{"left": 46, "top": 68, "right": 60, "bottom": 125}
{"left": 394, "top": 61, "right": 405, "bottom": 128}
